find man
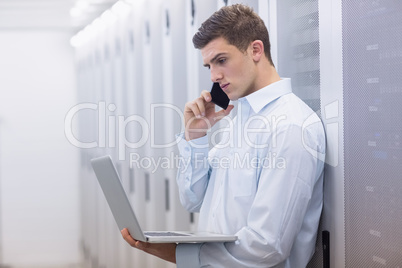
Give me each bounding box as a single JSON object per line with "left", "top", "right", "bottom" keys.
{"left": 122, "top": 4, "right": 325, "bottom": 267}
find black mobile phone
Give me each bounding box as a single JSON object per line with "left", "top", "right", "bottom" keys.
{"left": 210, "top": 82, "right": 230, "bottom": 110}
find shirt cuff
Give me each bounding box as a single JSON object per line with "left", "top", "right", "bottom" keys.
{"left": 176, "top": 243, "right": 203, "bottom": 268}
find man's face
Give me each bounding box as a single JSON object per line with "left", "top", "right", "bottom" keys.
{"left": 201, "top": 37, "right": 257, "bottom": 100}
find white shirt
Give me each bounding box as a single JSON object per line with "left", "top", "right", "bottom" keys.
{"left": 175, "top": 78, "right": 326, "bottom": 268}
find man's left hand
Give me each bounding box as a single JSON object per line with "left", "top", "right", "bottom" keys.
{"left": 121, "top": 228, "right": 177, "bottom": 263}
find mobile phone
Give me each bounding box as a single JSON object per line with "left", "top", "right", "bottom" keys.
{"left": 210, "top": 82, "right": 230, "bottom": 110}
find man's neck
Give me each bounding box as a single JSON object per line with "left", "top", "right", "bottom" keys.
{"left": 254, "top": 63, "right": 281, "bottom": 91}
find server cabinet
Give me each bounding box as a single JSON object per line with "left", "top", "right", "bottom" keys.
{"left": 142, "top": 1, "right": 169, "bottom": 267}
{"left": 342, "top": 1, "right": 402, "bottom": 267}
{"left": 161, "top": 0, "right": 191, "bottom": 242}
{"left": 112, "top": 10, "right": 132, "bottom": 267}
{"left": 124, "top": 4, "right": 150, "bottom": 267}
{"left": 277, "top": 0, "right": 402, "bottom": 267}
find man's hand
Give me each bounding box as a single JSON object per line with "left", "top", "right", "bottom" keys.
{"left": 184, "top": 90, "right": 234, "bottom": 141}
{"left": 121, "top": 228, "right": 177, "bottom": 264}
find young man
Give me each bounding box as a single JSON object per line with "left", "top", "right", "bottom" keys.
{"left": 122, "top": 4, "right": 325, "bottom": 267}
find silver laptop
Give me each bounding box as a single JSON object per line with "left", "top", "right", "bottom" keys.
{"left": 90, "top": 155, "right": 237, "bottom": 243}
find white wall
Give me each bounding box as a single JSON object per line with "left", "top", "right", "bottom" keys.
{"left": 0, "top": 31, "right": 80, "bottom": 267}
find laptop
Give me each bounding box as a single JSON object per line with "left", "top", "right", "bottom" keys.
{"left": 90, "top": 155, "right": 237, "bottom": 243}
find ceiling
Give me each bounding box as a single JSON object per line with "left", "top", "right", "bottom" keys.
{"left": 0, "top": 0, "right": 119, "bottom": 32}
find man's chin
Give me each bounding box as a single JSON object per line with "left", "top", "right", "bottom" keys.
{"left": 226, "top": 93, "right": 236, "bottom": 101}
{"left": 229, "top": 95, "right": 239, "bottom": 101}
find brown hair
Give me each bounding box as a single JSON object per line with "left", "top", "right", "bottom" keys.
{"left": 193, "top": 4, "right": 274, "bottom": 66}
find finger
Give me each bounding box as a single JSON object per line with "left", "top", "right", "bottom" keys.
{"left": 213, "top": 104, "right": 234, "bottom": 121}
{"left": 194, "top": 97, "right": 207, "bottom": 117}
{"left": 121, "top": 228, "right": 137, "bottom": 248}
{"left": 186, "top": 100, "right": 203, "bottom": 118}
{"left": 200, "top": 90, "right": 212, "bottom": 102}
{"left": 224, "top": 104, "right": 234, "bottom": 115}
{"left": 134, "top": 240, "right": 148, "bottom": 250}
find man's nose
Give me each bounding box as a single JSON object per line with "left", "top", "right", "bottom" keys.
{"left": 210, "top": 66, "right": 223, "bottom": 82}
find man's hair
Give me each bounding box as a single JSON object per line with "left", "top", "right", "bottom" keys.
{"left": 192, "top": 4, "right": 274, "bottom": 66}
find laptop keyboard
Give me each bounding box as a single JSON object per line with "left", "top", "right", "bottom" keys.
{"left": 145, "top": 231, "right": 190, "bottom": 237}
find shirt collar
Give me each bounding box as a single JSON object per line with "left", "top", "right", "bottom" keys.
{"left": 239, "top": 78, "right": 292, "bottom": 114}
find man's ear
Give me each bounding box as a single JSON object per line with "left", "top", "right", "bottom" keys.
{"left": 250, "top": 40, "right": 264, "bottom": 62}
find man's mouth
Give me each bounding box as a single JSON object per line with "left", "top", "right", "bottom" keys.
{"left": 220, "top": 83, "right": 229, "bottom": 91}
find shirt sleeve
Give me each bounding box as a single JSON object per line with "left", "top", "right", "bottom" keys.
{"left": 176, "top": 124, "right": 323, "bottom": 268}
{"left": 176, "top": 243, "right": 203, "bottom": 268}
{"left": 175, "top": 132, "right": 211, "bottom": 212}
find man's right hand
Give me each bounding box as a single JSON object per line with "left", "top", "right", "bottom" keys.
{"left": 184, "top": 90, "right": 234, "bottom": 141}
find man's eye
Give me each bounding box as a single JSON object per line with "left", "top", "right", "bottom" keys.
{"left": 218, "top": 58, "right": 226, "bottom": 64}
